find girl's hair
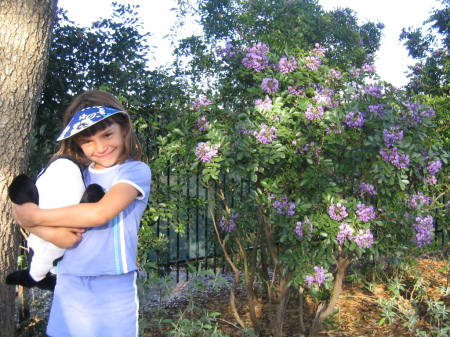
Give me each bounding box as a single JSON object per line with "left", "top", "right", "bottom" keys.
{"left": 55, "top": 90, "right": 142, "bottom": 165}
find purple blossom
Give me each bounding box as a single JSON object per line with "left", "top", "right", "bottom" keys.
{"left": 271, "top": 195, "right": 296, "bottom": 216}
{"left": 368, "top": 104, "right": 385, "bottom": 116}
{"left": 305, "top": 56, "right": 321, "bottom": 71}
{"left": 299, "top": 142, "right": 322, "bottom": 163}
{"left": 359, "top": 182, "right": 377, "bottom": 196}
{"left": 352, "top": 229, "right": 374, "bottom": 249}
{"left": 288, "top": 85, "right": 305, "bottom": 96}
{"left": 195, "top": 142, "right": 219, "bottom": 163}
{"left": 383, "top": 126, "right": 404, "bottom": 147}
{"left": 364, "top": 85, "right": 383, "bottom": 98}
{"left": 328, "top": 68, "right": 342, "bottom": 80}
{"left": 362, "top": 63, "right": 376, "bottom": 73}
{"left": 305, "top": 266, "right": 327, "bottom": 287}
{"left": 242, "top": 42, "right": 270, "bottom": 72}
{"left": 196, "top": 115, "right": 209, "bottom": 131}
{"left": 427, "top": 159, "right": 442, "bottom": 176}
{"left": 215, "top": 42, "right": 236, "bottom": 58}
{"left": 328, "top": 203, "right": 348, "bottom": 221}
{"left": 380, "top": 147, "right": 410, "bottom": 169}
{"left": 278, "top": 57, "right": 297, "bottom": 74}
{"left": 401, "top": 102, "right": 422, "bottom": 126}
{"left": 345, "top": 112, "right": 364, "bottom": 128}
{"left": 295, "top": 218, "right": 313, "bottom": 238}
{"left": 219, "top": 214, "right": 238, "bottom": 232}
{"left": 242, "top": 53, "right": 269, "bottom": 72}
{"left": 254, "top": 97, "right": 273, "bottom": 110}
{"left": 356, "top": 204, "right": 376, "bottom": 222}
{"left": 261, "top": 77, "right": 279, "bottom": 93}
{"left": 311, "top": 43, "right": 327, "bottom": 57}
{"left": 421, "top": 107, "right": 435, "bottom": 118}
{"left": 412, "top": 215, "right": 434, "bottom": 248}
{"left": 337, "top": 222, "right": 354, "bottom": 245}
{"left": 253, "top": 124, "right": 277, "bottom": 144}
{"left": 305, "top": 104, "right": 324, "bottom": 120}
{"left": 247, "top": 42, "right": 270, "bottom": 55}
{"left": 407, "top": 192, "right": 431, "bottom": 209}
{"left": 313, "top": 87, "right": 335, "bottom": 107}
{"left": 193, "top": 96, "right": 213, "bottom": 111}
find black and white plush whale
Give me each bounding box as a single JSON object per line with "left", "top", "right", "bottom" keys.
{"left": 6, "top": 154, "right": 104, "bottom": 291}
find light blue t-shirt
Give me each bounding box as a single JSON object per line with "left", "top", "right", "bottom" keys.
{"left": 58, "top": 159, "right": 151, "bottom": 276}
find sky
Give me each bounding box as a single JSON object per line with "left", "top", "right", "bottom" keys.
{"left": 58, "top": 0, "right": 443, "bottom": 87}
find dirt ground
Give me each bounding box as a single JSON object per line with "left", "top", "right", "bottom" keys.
{"left": 142, "top": 256, "right": 450, "bottom": 336}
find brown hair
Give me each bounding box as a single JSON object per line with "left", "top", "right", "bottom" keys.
{"left": 55, "top": 90, "right": 142, "bottom": 165}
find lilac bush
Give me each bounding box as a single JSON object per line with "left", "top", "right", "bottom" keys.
{"left": 157, "top": 40, "right": 450, "bottom": 337}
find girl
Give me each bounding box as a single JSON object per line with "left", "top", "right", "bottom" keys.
{"left": 12, "top": 90, "right": 151, "bottom": 337}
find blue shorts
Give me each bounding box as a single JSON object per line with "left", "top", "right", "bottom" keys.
{"left": 47, "top": 272, "right": 138, "bottom": 337}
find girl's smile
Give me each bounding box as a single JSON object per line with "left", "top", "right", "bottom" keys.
{"left": 76, "top": 123, "right": 125, "bottom": 170}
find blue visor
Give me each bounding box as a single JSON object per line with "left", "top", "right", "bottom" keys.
{"left": 57, "top": 106, "right": 126, "bottom": 141}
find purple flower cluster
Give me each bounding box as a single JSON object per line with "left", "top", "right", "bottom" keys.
{"left": 193, "top": 96, "right": 213, "bottom": 111}
{"left": 380, "top": 147, "right": 410, "bottom": 169}
{"left": 305, "top": 56, "right": 321, "bottom": 71}
{"left": 362, "top": 63, "right": 376, "bottom": 73}
{"left": 242, "top": 42, "right": 270, "bottom": 72}
{"left": 359, "top": 182, "right": 377, "bottom": 196}
{"left": 314, "top": 87, "right": 335, "bottom": 108}
{"left": 278, "top": 57, "right": 297, "bottom": 74}
{"left": 383, "top": 126, "right": 404, "bottom": 147}
{"left": 288, "top": 85, "right": 305, "bottom": 96}
{"left": 219, "top": 214, "right": 238, "bottom": 232}
{"left": 427, "top": 159, "right": 442, "bottom": 176}
{"left": 336, "top": 224, "right": 374, "bottom": 249}
{"left": 328, "top": 68, "right": 342, "bottom": 80}
{"left": 412, "top": 215, "right": 434, "bottom": 248}
{"left": 253, "top": 124, "right": 277, "bottom": 144}
{"left": 261, "top": 77, "right": 279, "bottom": 93}
{"left": 364, "top": 85, "right": 383, "bottom": 98}
{"left": 369, "top": 104, "right": 385, "bottom": 116}
{"left": 195, "top": 142, "right": 219, "bottom": 163}
{"left": 305, "top": 104, "right": 324, "bottom": 120}
{"left": 298, "top": 142, "right": 322, "bottom": 162}
{"left": 353, "top": 229, "right": 374, "bottom": 249}
{"left": 328, "top": 203, "right": 348, "bottom": 221}
{"left": 407, "top": 192, "right": 432, "bottom": 209}
{"left": 356, "top": 204, "right": 376, "bottom": 222}
{"left": 271, "top": 195, "right": 296, "bottom": 216}
{"left": 196, "top": 115, "right": 209, "bottom": 131}
{"left": 401, "top": 102, "right": 422, "bottom": 126}
{"left": 295, "top": 218, "right": 313, "bottom": 238}
{"left": 254, "top": 97, "right": 273, "bottom": 110}
{"left": 305, "top": 266, "right": 326, "bottom": 287}
{"left": 345, "top": 111, "right": 364, "bottom": 128}
{"left": 215, "top": 42, "right": 236, "bottom": 58}
{"left": 311, "top": 43, "right": 327, "bottom": 57}
{"left": 336, "top": 222, "right": 354, "bottom": 245}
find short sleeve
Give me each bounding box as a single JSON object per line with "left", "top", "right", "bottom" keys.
{"left": 114, "top": 161, "right": 151, "bottom": 201}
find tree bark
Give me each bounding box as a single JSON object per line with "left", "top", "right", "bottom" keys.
{"left": 0, "top": 1, "right": 57, "bottom": 336}
{"left": 308, "top": 256, "right": 351, "bottom": 337}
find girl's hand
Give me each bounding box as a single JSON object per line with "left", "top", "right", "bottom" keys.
{"left": 11, "top": 203, "right": 39, "bottom": 229}
{"left": 48, "top": 227, "right": 85, "bottom": 248}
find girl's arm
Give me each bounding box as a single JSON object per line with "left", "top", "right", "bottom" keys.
{"left": 12, "top": 182, "right": 139, "bottom": 229}
{"left": 26, "top": 226, "right": 85, "bottom": 248}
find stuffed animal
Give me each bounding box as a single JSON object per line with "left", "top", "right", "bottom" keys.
{"left": 6, "top": 154, "right": 104, "bottom": 291}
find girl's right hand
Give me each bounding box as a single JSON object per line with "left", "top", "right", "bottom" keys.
{"left": 28, "top": 226, "right": 85, "bottom": 249}
{"left": 51, "top": 227, "right": 85, "bottom": 248}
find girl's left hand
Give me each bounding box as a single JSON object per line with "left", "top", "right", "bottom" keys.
{"left": 11, "top": 203, "right": 39, "bottom": 228}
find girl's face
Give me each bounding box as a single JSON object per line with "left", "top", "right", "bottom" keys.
{"left": 75, "top": 122, "right": 125, "bottom": 170}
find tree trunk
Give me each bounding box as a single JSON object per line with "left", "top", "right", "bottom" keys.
{"left": 308, "top": 256, "right": 351, "bottom": 337}
{"left": 0, "top": 1, "right": 57, "bottom": 336}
